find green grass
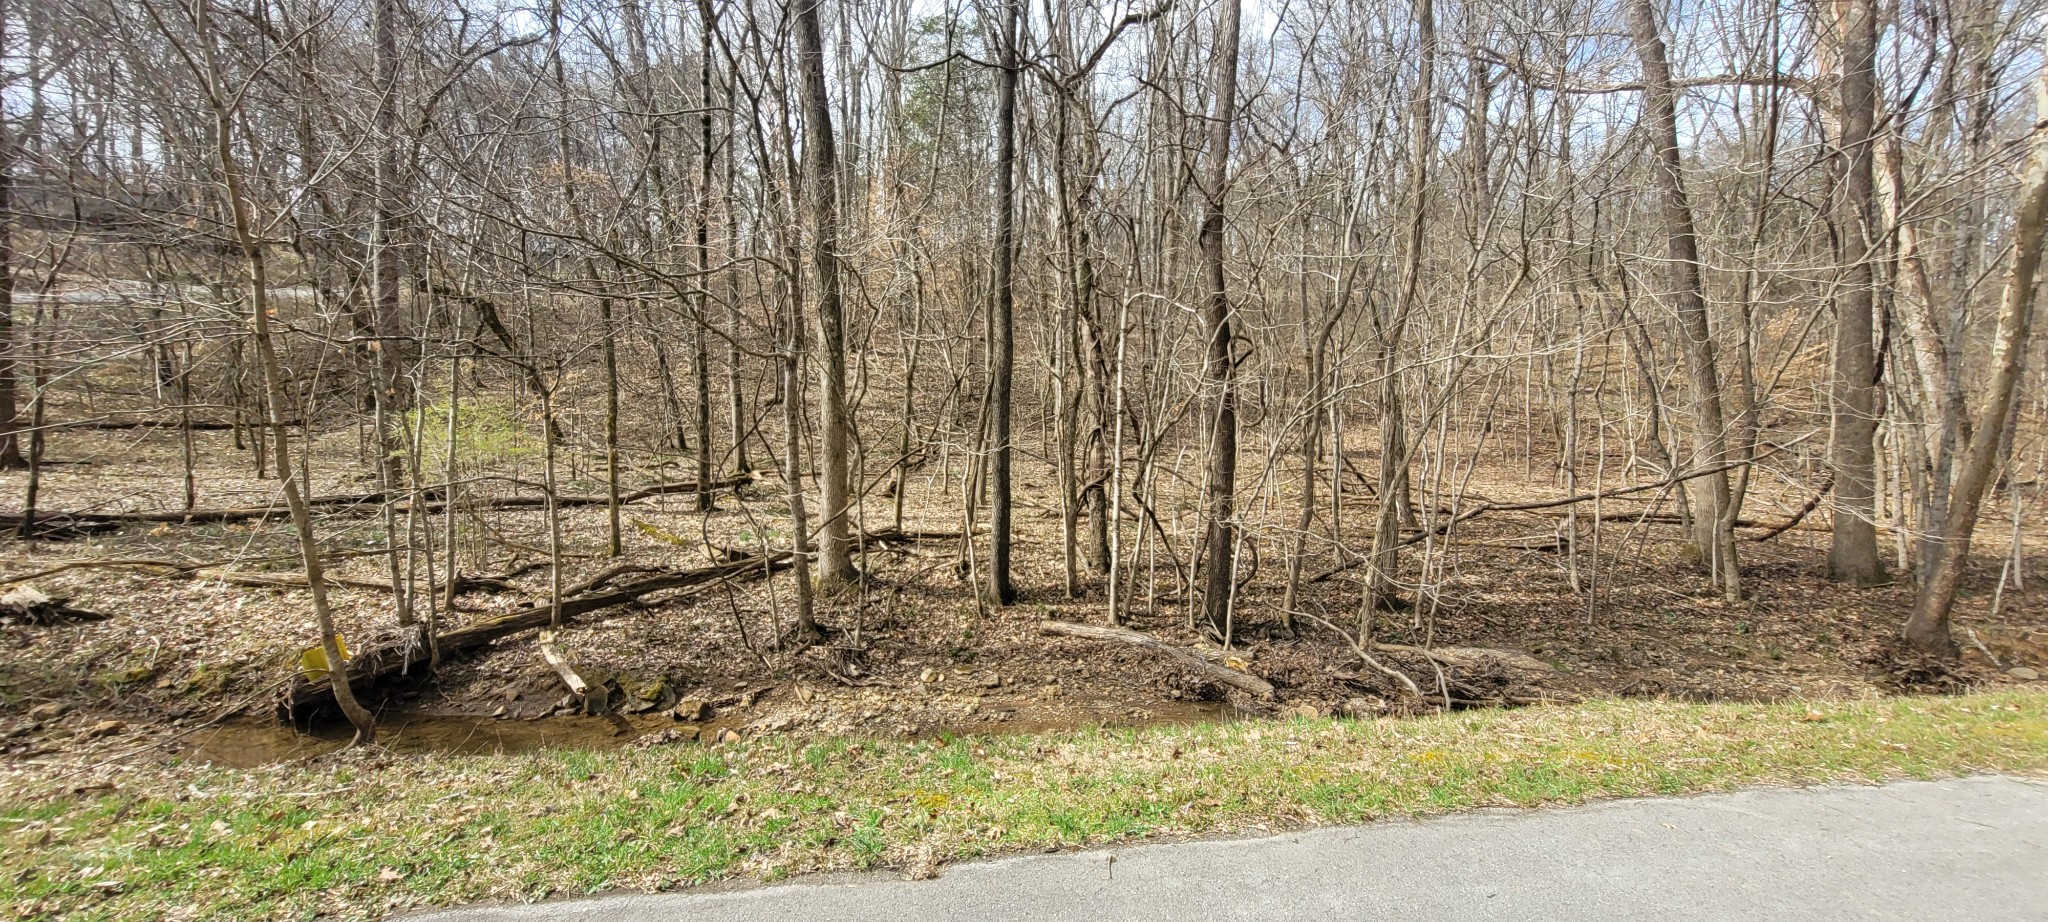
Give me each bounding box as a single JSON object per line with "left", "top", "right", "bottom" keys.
{"left": 6, "top": 691, "right": 2046, "bottom": 921}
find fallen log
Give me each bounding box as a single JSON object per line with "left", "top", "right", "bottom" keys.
{"left": 0, "top": 554, "right": 525, "bottom": 593}
{"left": 1464, "top": 532, "right": 1570, "bottom": 552}
{"left": 0, "top": 476, "right": 751, "bottom": 532}
{"left": 0, "top": 586, "right": 109, "bottom": 626}
{"left": 1309, "top": 456, "right": 1780, "bottom": 584}
{"left": 0, "top": 488, "right": 443, "bottom": 529}
{"left": 279, "top": 550, "right": 792, "bottom": 719}
{"left": 1038, "top": 620, "right": 1276, "bottom": 699}
{"left": 53, "top": 417, "right": 291, "bottom": 431}
{"left": 191, "top": 568, "right": 518, "bottom": 595}
{"left": 859, "top": 526, "right": 980, "bottom": 544}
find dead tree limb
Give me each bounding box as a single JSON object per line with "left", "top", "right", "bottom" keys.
{"left": 1038, "top": 619, "right": 1276, "bottom": 698}
{"left": 1746, "top": 475, "right": 1833, "bottom": 542}
{"left": 279, "top": 551, "right": 792, "bottom": 718}
{"left": 0, "top": 476, "right": 750, "bottom": 532}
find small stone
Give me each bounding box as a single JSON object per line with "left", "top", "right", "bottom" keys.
{"left": 491, "top": 705, "right": 508, "bottom": 719}
{"left": 26, "top": 702, "right": 69, "bottom": 721}
{"left": 1340, "top": 697, "right": 1384, "bottom": 718}
{"left": 673, "top": 699, "right": 710, "bottom": 721}
{"left": 2008, "top": 666, "right": 2041, "bottom": 681}
{"left": 920, "top": 668, "right": 939, "bottom": 684}
{"left": 85, "top": 720, "right": 126, "bottom": 738}
{"left": 502, "top": 685, "right": 523, "bottom": 703}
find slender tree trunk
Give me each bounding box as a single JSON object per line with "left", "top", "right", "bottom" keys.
{"left": 986, "top": 0, "right": 1020, "bottom": 605}
{"left": 781, "top": 288, "right": 819, "bottom": 639}
{"left": 1364, "top": 0, "right": 1436, "bottom": 615}
{"left": 1628, "top": 0, "right": 1741, "bottom": 601}
{"left": 0, "top": 59, "right": 16, "bottom": 472}
{"left": 601, "top": 290, "right": 622, "bottom": 556}
{"left": 1905, "top": 18, "right": 2048, "bottom": 654}
{"left": 441, "top": 317, "right": 463, "bottom": 613}
{"left": 196, "top": 0, "right": 373, "bottom": 741}
{"left": 1827, "top": 0, "right": 1884, "bottom": 586}
{"left": 370, "top": 0, "right": 414, "bottom": 627}
{"left": 1197, "top": 0, "right": 1243, "bottom": 640}
{"left": 693, "top": 0, "right": 718, "bottom": 511}
{"left": 792, "top": 0, "right": 857, "bottom": 589}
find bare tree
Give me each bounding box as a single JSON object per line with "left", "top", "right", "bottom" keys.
{"left": 793, "top": 0, "right": 857, "bottom": 591}
{"left": 1627, "top": 0, "right": 1740, "bottom": 601}
{"left": 1196, "top": 0, "right": 1243, "bottom": 640}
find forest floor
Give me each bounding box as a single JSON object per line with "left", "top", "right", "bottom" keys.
{"left": 0, "top": 425, "right": 2040, "bottom": 770}
{"left": 0, "top": 424, "right": 2045, "bottom": 919}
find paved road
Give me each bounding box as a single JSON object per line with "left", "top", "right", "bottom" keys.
{"left": 411, "top": 776, "right": 2048, "bottom": 921}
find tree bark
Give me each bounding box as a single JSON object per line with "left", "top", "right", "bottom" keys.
{"left": 194, "top": 0, "right": 374, "bottom": 743}
{"left": 0, "top": 14, "right": 17, "bottom": 473}
{"left": 1826, "top": 0, "right": 1884, "bottom": 586}
{"left": 1904, "top": 15, "right": 2048, "bottom": 654}
{"left": 986, "top": 0, "right": 1020, "bottom": 605}
{"left": 1196, "top": 0, "right": 1244, "bottom": 640}
{"left": 792, "top": 0, "right": 857, "bottom": 590}
{"left": 1627, "top": 0, "right": 1741, "bottom": 601}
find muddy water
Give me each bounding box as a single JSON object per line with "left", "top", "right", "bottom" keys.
{"left": 179, "top": 698, "right": 1241, "bottom": 768}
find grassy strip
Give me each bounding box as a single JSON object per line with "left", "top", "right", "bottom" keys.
{"left": 5, "top": 691, "right": 2046, "bottom": 921}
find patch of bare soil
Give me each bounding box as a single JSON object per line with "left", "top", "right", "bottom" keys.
{"left": 0, "top": 426, "right": 2040, "bottom": 773}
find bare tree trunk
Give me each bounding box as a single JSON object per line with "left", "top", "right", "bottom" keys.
{"left": 0, "top": 26, "right": 17, "bottom": 473}
{"left": 1827, "top": 0, "right": 1884, "bottom": 586}
{"left": 693, "top": 0, "right": 718, "bottom": 512}
{"left": 194, "top": 0, "right": 373, "bottom": 742}
{"left": 1904, "top": 18, "right": 2048, "bottom": 654}
{"left": 1627, "top": 0, "right": 1741, "bottom": 601}
{"left": 986, "top": 0, "right": 1020, "bottom": 605}
{"left": 1363, "top": 0, "right": 1436, "bottom": 616}
{"left": 1196, "top": 0, "right": 1243, "bottom": 640}
{"left": 780, "top": 289, "right": 819, "bottom": 639}
{"left": 600, "top": 289, "right": 622, "bottom": 556}
{"left": 370, "top": 0, "right": 414, "bottom": 628}
{"left": 793, "top": 0, "right": 857, "bottom": 590}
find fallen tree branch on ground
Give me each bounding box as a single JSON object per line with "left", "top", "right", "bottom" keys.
{"left": 49, "top": 416, "right": 291, "bottom": 431}
{"left": 191, "top": 569, "right": 519, "bottom": 595}
{"left": 0, "top": 586, "right": 109, "bottom": 626}
{"left": 279, "top": 550, "right": 793, "bottom": 719}
{"left": 860, "top": 526, "right": 980, "bottom": 543}
{"left": 1038, "top": 620, "right": 1276, "bottom": 699}
{"left": 0, "top": 555, "right": 521, "bottom": 595}
{"left": 0, "top": 476, "right": 751, "bottom": 533}
{"left": 538, "top": 630, "right": 608, "bottom": 714}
